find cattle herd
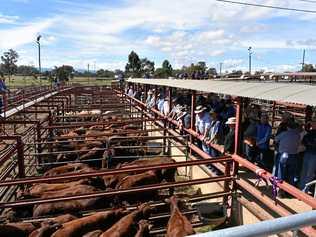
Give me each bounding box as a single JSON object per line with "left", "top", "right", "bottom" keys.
{"left": 0, "top": 112, "right": 199, "bottom": 237}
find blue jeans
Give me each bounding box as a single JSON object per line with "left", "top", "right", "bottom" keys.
{"left": 202, "top": 142, "right": 210, "bottom": 155}
{"left": 300, "top": 152, "right": 316, "bottom": 191}
{"left": 277, "top": 153, "right": 299, "bottom": 186}
{"left": 0, "top": 98, "right": 2, "bottom": 113}
{"left": 244, "top": 144, "right": 256, "bottom": 162}
{"left": 273, "top": 152, "right": 280, "bottom": 177}
{"left": 209, "top": 147, "right": 219, "bottom": 158}
{"left": 256, "top": 149, "right": 269, "bottom": 169}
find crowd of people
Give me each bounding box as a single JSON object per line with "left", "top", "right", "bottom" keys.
{"left": 126, "top": 84, "right": 316, "bottom": 196}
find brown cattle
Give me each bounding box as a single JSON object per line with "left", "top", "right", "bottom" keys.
{"left": 23, "top": 180, "right": 90, "bottom": 198}
{"left": 115, "top": 171, "right": 159, "bottom": 204}
{"left": 100, "top": 204, "right": 151, "bottom": 237}
{"left": 28, "top": 223, "right": 60, "bottom": 237}
{"left": 33, "top": 185, "right": 104, "bottom": 217}
{"left": 43, "top": 163, "right": 94, "bottom": 177}
{"left": 46, "top": 214, "right": 78, "bottom": 225}
{"left": 83, "top": 230, "right": 103, "bottom": 237}
{"left": 51, "top": 209, "right": 124, "bottom": 237}
{"left": 116, "top": 171, "right": 159, "bottom": 189}
{"left": 0, "top": 222, "right": 37, "bottom": 237}
{"left": 166, "top": 196, "right": 195, "bottom": 237}
{"left": 104, "top": 157, "right": 176, "bottom": 188}
{"left": 135, "top": 220, "right": 150, "bottom": 237}
{"left": 28, "top": 213, "right": 77, "bottom": 237}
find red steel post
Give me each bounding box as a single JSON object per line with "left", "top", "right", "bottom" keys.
{"left": 16, "top": 136, "right": 25, "bottom": 179}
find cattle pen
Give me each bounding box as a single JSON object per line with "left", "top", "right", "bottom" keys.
{"left": 0, "top": 79, "right": 315, "bottom": 237}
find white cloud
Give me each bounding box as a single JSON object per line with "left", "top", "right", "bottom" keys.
{"left": 223, "top": 59, "right": 244, "bottom": 69}
{"left": 0, "top": 18, "right": 57, "bottom": 50}
{"left": 0, "top": 13, "right": 19, "bottom": 24}
{"left": 2, "top": 0, "right": 315, "bottom": 71}
{"left": 240, "top": 24, "right": 268, "bottom": 33}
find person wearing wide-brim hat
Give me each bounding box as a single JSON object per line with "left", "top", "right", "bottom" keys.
{"left": 224, "top": 117, "right": 236, "bottom": 154}
{"left": 206, "top": 109, "right": 222, "bottom": 158}
{"left": 194, "top": 105, "right": 207, "bottom": 114}
{"left": 195, "top": 105, "right": 212, "bottom": 154}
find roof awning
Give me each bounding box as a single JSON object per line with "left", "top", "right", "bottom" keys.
{"left": 128, "top": 79, "right": 316, "bottom": 106}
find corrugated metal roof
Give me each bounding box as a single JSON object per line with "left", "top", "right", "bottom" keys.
{"left": 128, "top": 79, "right": 316, "bottom": 106}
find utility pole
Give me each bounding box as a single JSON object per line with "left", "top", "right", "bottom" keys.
{"left": 88, "top": 64, "right": 90, "bottom": 85}
{"left": 301, "top": 49, "right": 306, "bottom": 71}
{"left": 219, "top": 62, "right": 223, "bottom": 78}
{"left": 248, "top": 47, "right": 252, "bottom": 75}
{"left": 36, "top": 35, "right": 42, "bottom": 83}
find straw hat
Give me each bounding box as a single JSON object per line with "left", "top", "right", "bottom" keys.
{"left": 209, "top": 109, "right": 219, "bottom": 116}
{"left": 194, "top": 105, "right": 207, "bottom": 114}
{"left": 226, "top": 117, "right": 236, "bottom": 125}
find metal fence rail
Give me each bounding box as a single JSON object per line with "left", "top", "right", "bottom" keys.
{"left": 192, "top": 211, "right": 316, "bottom": 237}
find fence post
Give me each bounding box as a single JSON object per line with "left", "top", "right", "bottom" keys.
{"left": 16, "top": 136, "right": 25, "bottom": 178}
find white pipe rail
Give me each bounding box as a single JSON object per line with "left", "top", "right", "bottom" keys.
{"left": 192, "top": 210, "right": 316, "bottom": 237}
{"left": 0, "top": 88, "right": 72, "bottom": 118}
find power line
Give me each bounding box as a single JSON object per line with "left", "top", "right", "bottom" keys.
{"left": 216, "top": 0, "right": 316, "bottom": 13}
{"left": 296, "top": 0, "right": 316, "bottom": 3}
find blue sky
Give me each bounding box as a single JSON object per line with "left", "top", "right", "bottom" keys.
{"left": 1, "top": 0, "right": 316, "bottom": 72}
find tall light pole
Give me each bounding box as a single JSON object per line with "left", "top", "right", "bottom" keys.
{"left": 36, "top": 35, "right": 42, "bottom": 77}
{"left": 248, "top": 46, "right": 252, "bottom": 75}
{"left": 219, "top": 62, "right": 223, "bottom": 78}
{"left": 301, "top": 49, "right": 306, "bottom": 71}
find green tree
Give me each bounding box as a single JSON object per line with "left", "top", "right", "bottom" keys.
{"left": 1, "top": 49, "right": 19, "bottom": 81}
{"left": 96, "top": 69, "right": 115, "bottom": 78}
{"left": 141, "top": 58, "right": 155, "bottom": 77}
{"left": 125, "top": 51, "right": 142, "bottom": 77}
{"left": 302, "top": 64, "right": 316, "bottom": 72}
{"left": 196, "top": 61, "right": 207, "bottom": 72}
{"left": 162, "top": 60, "right": 173, "bottom": 77}
{"left": 53, "top": 65, "right": 74, "bottom": 81}
{"left": 17, "top": 65, "right": 39, "bottom": 76}
{"left": 154, "top": 60, "right": 173, "bottom": 78}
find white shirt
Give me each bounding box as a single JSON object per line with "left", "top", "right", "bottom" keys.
{"left": 127, "top": 89, "right": 134, "bottom": 97}
{"left": 163, "top": 101, "right": 170, "bottom": 116}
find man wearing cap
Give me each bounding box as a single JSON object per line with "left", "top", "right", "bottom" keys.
{"left": 195, "top": 105, "right": 212, "bottom": 154}
{"left": 224, "top": 117, "right": 236, "bottom": 154}
{"left": 206, "top": 109, "right": 223, "bottom": 157}
{"left": 300, "top": 119, "right": 316, "bottom": 192}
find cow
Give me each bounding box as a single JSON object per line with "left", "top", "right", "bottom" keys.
{"left": 114, "top": 171, "right": 159, "bottom": 204}
{"left": 100, "top": 204, "right": 151, "bottom": 237}
{"left": 28, "top": 213, "right": 78, "bottom": 237}
{"left": 135, "top": 220, "right": 150, "bottom": 237}
{"left": 103, "top": 157, "right": 177, "bottom": 195}
{"left": 83, "top": 230, "right": 103, "bottom": 237}
{"left": 43, "top": 163, "right": 95, "bottom": 177}
{"left": 28, "top": 222, "right": 61, "bottom": 237}
{"left": 0, "top": 222, "right": 38, "bottom": 237}
{"left": 20, "top": 180, "right": 91, "bottom": 198}
{"left": 51, "top": 209, "right": 124, "bottom": 237}
{"left": 33, "top": 185, "right": 105, "bottom": 217}
{"left": 165, "top": 196, "right": 195, "bottom": 237}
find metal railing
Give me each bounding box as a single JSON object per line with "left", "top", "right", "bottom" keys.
{"left": 192, "top": 211, "right": 316, "bottom": 237}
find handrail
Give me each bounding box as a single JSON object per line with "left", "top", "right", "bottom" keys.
{"left": 191, "top": 210, "right": 316, "bottom": 237}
